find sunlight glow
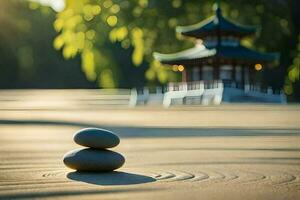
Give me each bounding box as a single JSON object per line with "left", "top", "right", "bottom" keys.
{"left": 32, "top": 0, "right": 65, "bottom": 12}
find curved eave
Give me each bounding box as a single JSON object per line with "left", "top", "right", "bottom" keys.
{"left": 153, "top": 46, "right": 216, "bottom": 65}
{"left": 176, "top": 16, "right": 215, "bottom": 35}
{"left": 176, "top": 15, "right": 258, "bottom": 39}
{"left": 153, "top": 45, "right": 279, "bottom": 66}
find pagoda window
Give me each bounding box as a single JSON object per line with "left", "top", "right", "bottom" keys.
{"left": 192, "top": 67, "right": 200, "bottom": 81}
{"left": 244, "top": 67, "right": 250, "bottom": 84}
{"left": 202, "top": 66, "right": 214, "bottom": 80}
{"left": 204, "top": 36, "right": 217, "bottom": 48}
{"left": 221, "top": 36, "right": 239, "bottom": 47}
{"left": 220, "top": 65, "right": 233, "bottom": 80}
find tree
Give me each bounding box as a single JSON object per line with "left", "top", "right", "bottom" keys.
{"left": 54, "top": 0, "right": 293, "bottom": 91}
{"left": 0, "top": 0, "right": 96, "bottom": 89}
{"left": 285, "top": 35, "right": 300, "bottom": 100}
{"left": 284, "top": 0, "right": 300, "bottom": 101}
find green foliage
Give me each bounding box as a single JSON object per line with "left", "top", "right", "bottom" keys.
{"left": 54, "top": 0, "right": 294, "bottom": 89}
{"left": 285, "top": 35, "right": 300, "bottom": 96}
{"left": 54, "top": 0, "right": 120, "bottom": 87}
{"left": 0, "top": 0, "right": 96, "bottom": 89}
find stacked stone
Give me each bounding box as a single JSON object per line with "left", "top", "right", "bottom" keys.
{"left": 63, "top": 128, "right": 125, "bottom": 172}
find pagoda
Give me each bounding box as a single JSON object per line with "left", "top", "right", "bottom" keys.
{"left": 153, "top": 3, "right": 279, "bottom": 89}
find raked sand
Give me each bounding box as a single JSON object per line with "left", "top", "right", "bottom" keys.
{"left": 0, "top": 90, "right": 300, "bottom": 199}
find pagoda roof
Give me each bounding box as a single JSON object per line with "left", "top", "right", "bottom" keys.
{"left": 153, "top": 44, "right": 279, "bottom": 66}
{"left": 176, "top": 6, "right": 258, "bottom": 38}
{"left": 153, "top": 45, "right": 216, "bottom": 65}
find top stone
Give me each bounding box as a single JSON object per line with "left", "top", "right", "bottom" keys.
{"left": 73, "top": 128, "right": 120, "bottom": 149}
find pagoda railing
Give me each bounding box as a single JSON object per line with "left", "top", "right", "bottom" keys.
{"left": 163, "top": 80, "right": 223, "bottom": 107}
{"left": 222, "top": 79, "right": 284, "bottom": 95}
{"left": 222, "top": 80, "right": 243, "bottom": 89}
{"left": 244, "top": 84, "right": 285, "bottom": 96}
{"left": 166, "top": 80, "right": 222, "bottom": 92}
{"left": 129, "top": 80, "right": 286, "bottom": 106}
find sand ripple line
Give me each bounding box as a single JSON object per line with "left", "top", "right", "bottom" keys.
{"left": 237, "top": 170, "right": 267, "bottom": 184}
{"left": 151, "top": 170, "right": 222, "bottom": 183}
{"left": 151, "top": 171, "right": 196, "bottom": 182}
{"left": 0, "top": 180, "right": 72, "bottom": 188}
{"left": 213, "top": 170, "right": 239, "bottom": 183}
{"left": 167, "top": 171, "right": 195, "bottom": 182}
{"left": 189, "top": 172, "right": 210, "bottom": 182}
{"left": 42, "top": 171, "right": 66, "bottom": 178}
{"left": 274, "top": 172, "right": 297, "bottom": 185}
{"left": 155, "top": 172, "right": 176, "bottom": 180}
{"left": 148, "top": 168, "right": 300, "bottom": 190}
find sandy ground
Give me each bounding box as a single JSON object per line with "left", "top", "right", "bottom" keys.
{"left": 0, "top": 90, "right": 300, "bottom": 199}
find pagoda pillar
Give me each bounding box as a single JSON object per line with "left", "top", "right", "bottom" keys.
{"left": 182, "top": 69, "right": 188, "bottom": 82}
{"left": 199, "top": 66, "right": 203, "bottom": 80}
{"left": 249, "top": 65, "right": 255, "bottom": 85}
{"left": 213, "top": 54, "right": 220, "bottom": 80}
{"left": 213, "top": 66, "right": 219, "bottom": 80}
{"left": 241, "top": 66, "right": 245, "bottom": 89}
{"left": 232, "top": 65, "right": 236, "bottom": 85}
{"left": 213, "top": 62, "right": 220, "bottom": 80}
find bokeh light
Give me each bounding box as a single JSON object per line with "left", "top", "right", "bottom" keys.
{"left": 255, "top": 63, "right": 263, "bottom": 71}
{"left": 178, "top": 65, "right": 185, "bottom": 72}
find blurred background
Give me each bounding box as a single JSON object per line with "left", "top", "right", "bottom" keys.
{"left": 0, "top": 0, "right": 300, "bottom": 101}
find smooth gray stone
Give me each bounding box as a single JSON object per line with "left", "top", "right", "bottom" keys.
{"left": 74, "top": 128, "right": 120, "bottom": 149}
{"left": 63, "top": 148, "right": 125, "bottom": 172}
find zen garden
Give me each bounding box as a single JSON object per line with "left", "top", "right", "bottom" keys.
{"left": 0, "top": 0, "right": 300, "bottom": 200}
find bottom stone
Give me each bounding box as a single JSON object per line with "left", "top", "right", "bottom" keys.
{"left": 63, "top": 148, "right": 125, "bottom": 172}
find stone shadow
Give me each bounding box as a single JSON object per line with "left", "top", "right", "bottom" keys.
{"left": 67, "top": 171, "right": 156, "bottom": 185}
